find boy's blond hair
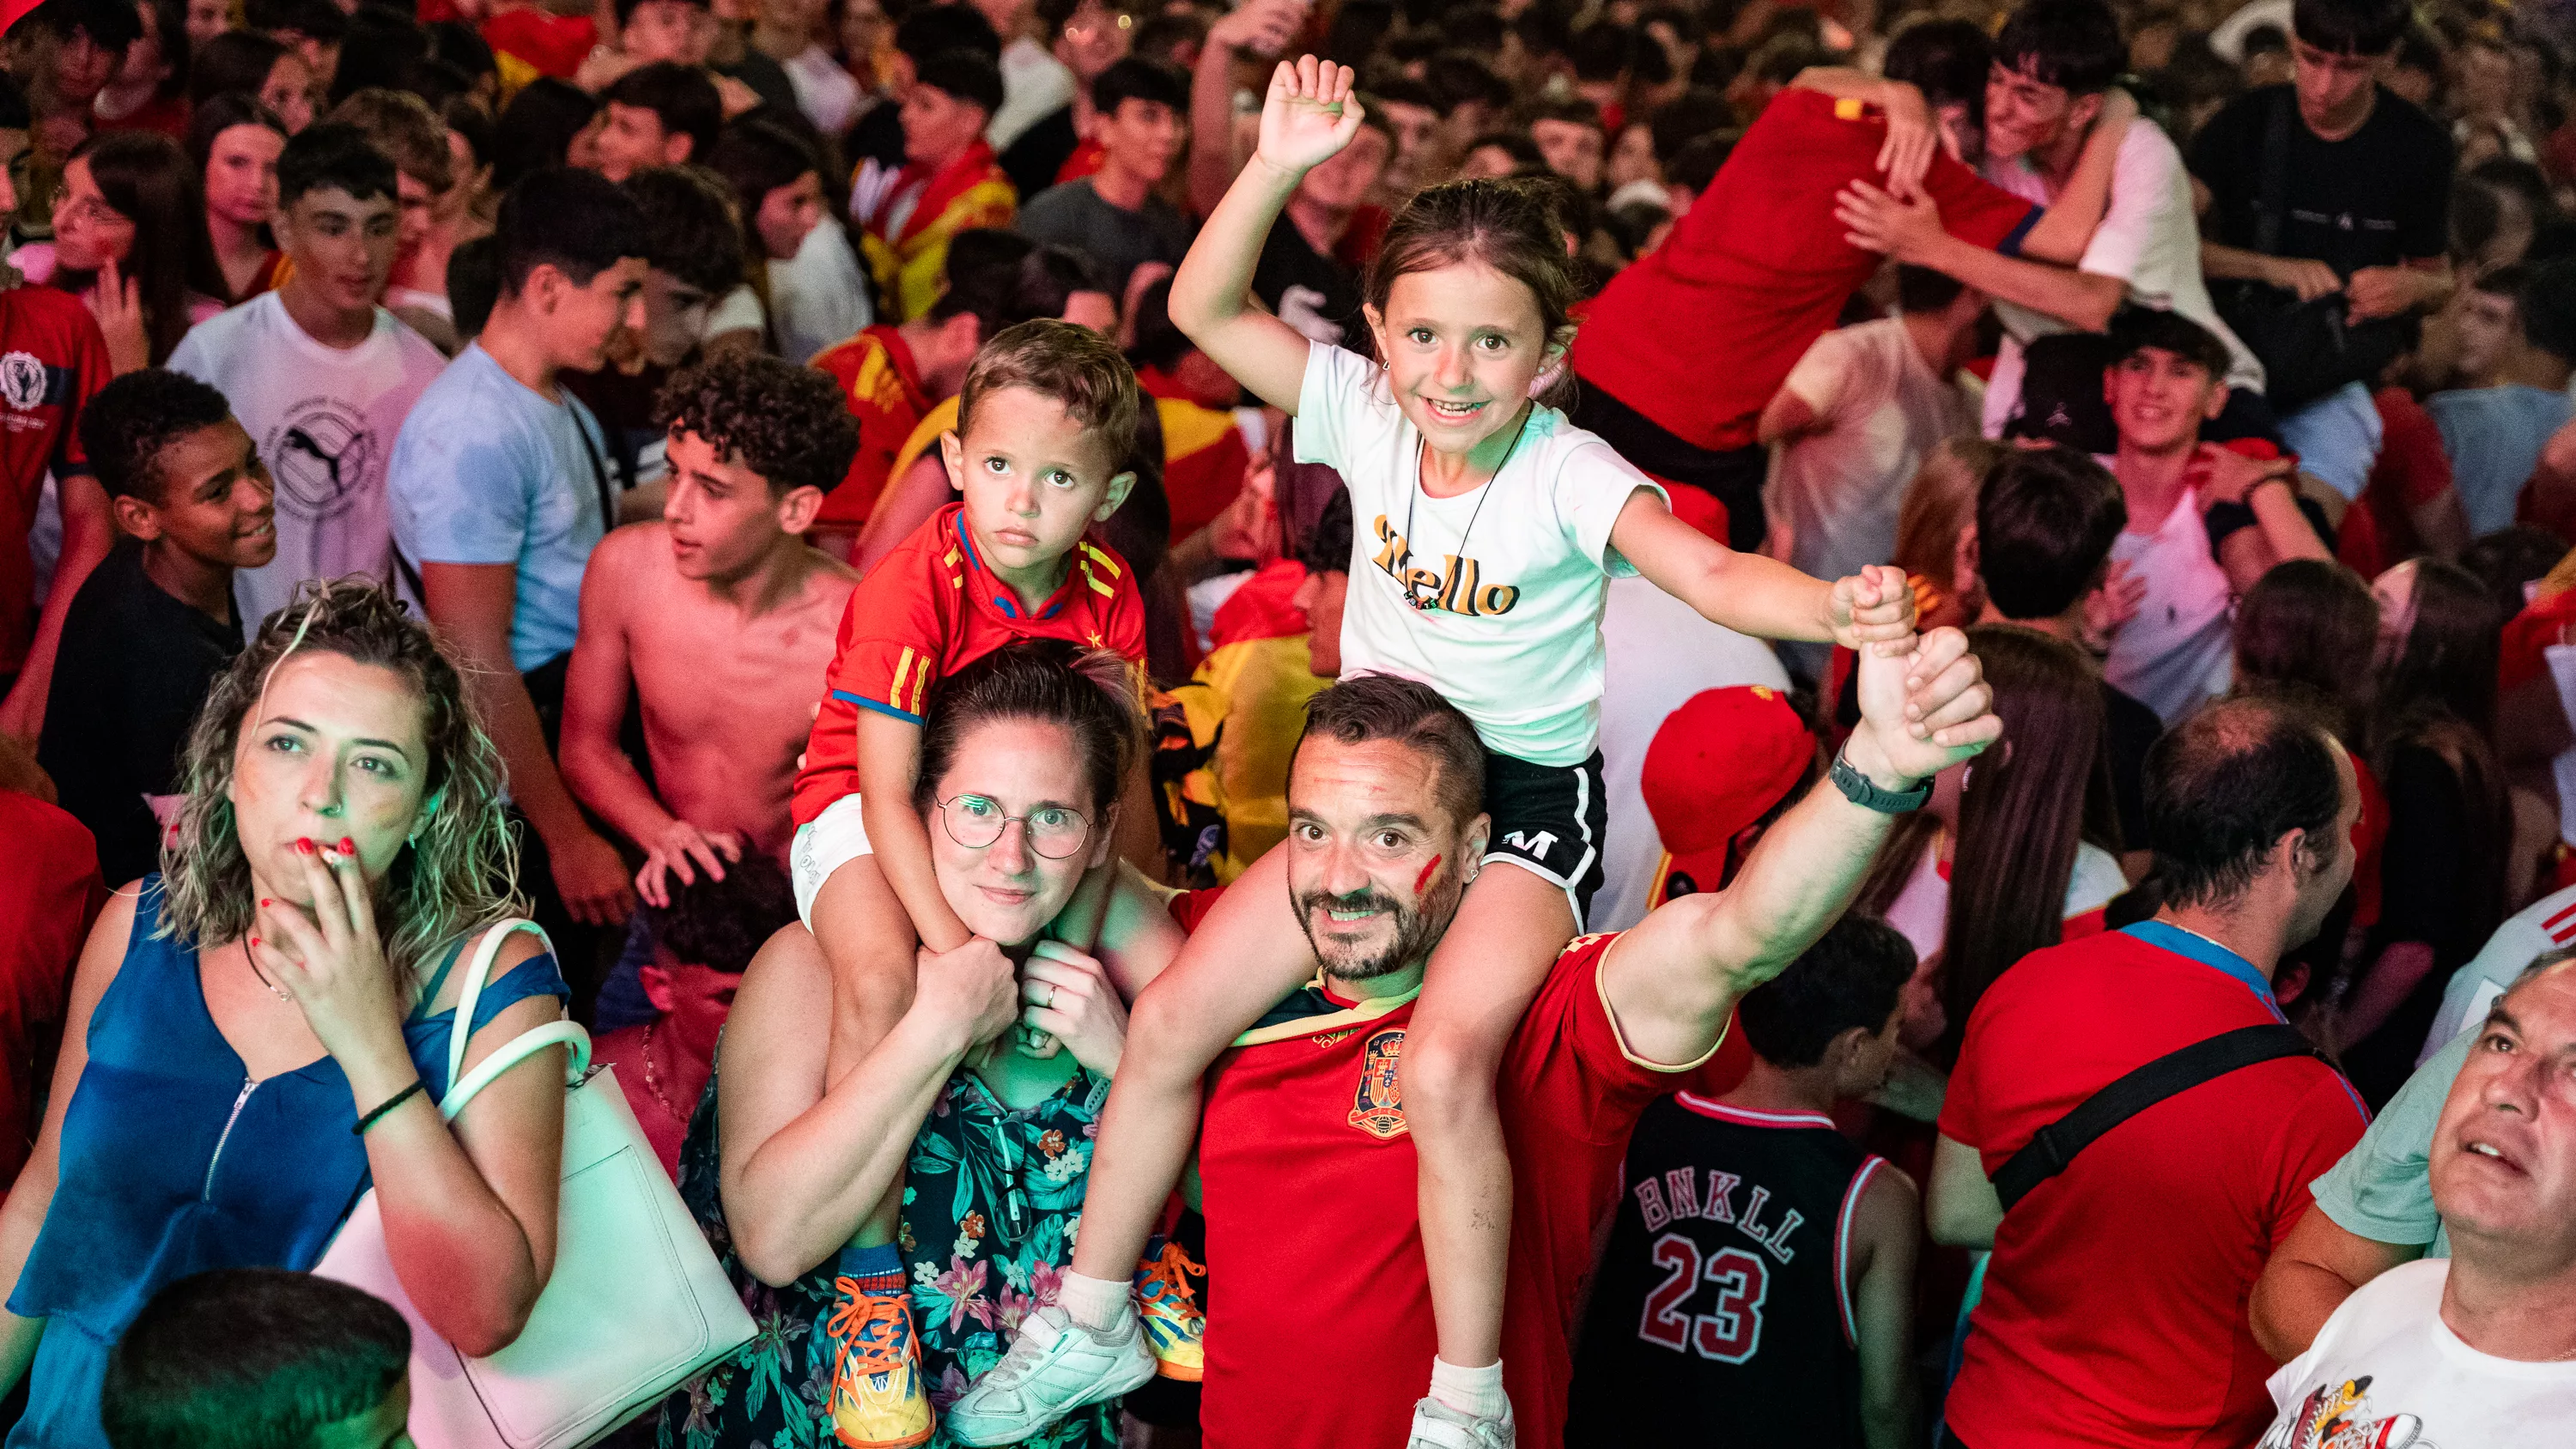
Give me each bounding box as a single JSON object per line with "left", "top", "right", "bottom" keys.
{"left": 957, "top": 319, "right": 1143, "bottom": 475}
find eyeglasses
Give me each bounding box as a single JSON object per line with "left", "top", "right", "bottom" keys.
{"left": 936, "top": 794, "right": 1093, "bottom": 858}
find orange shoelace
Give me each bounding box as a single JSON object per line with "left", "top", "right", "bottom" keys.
{"left": 829, "top": 1277, "right": 917, "bottom": 1376}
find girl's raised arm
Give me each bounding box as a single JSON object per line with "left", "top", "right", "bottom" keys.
{"left": 1168, "top": 56, "right": 1366, "bottom": 413}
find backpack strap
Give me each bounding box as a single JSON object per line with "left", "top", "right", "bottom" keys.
{"left": 2251, "top": 86, "right": 2296, "bottom": 259}
{"left": 1990, "top": 1023, "right": 2328, "bottom": 1214}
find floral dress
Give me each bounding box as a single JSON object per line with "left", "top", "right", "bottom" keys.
{"left": 658, "top": 1058, "right": 1120, "bottom": 1449}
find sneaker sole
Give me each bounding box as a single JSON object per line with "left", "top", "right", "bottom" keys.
{"left": 945, "top": 1349, "right": 1159, "bottom": 1446}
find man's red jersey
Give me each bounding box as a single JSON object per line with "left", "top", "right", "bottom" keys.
{"left": 792, "top": 502, "right": 1146, "bottom": 826}
{"left": 0, "top": 287, "right": 109, "bottom": 676}
{"left": 810, "top": 324, "right": 933, "bottom": 531}
{"left": 1939, "top": 923, "right": 2367, "bottom": 1449}
{"left": 1195, "top": 930, "right": 1712, "bottom": 1448}
{"left": 1570, "top": 89, "right": 2039, "bottom": 454}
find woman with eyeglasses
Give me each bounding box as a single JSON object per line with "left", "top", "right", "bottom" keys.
{"left": 27, "top": 130, "right": 228, "bottom": 373}
{"left": 677, "top": 640, "right": 1187, "bottom": 1449}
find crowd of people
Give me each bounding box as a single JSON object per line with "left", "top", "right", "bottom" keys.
{"left": 1, "top": 0, "right": 2575, "bottom": 1444}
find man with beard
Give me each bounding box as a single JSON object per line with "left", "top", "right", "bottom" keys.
{"left": 945, "top": 624, "right": 2000, "bottom": 1449}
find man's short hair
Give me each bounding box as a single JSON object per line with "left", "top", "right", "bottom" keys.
{"left": 927, "top": 227, "right": 1035, "bottom": 332}
{"left": 1295, "top": 485, "right": 1354, "bottom": 577}
{"left": 605, "top": 61, "right": 723, "bottom": 163}
{"left": 1295, "top": 673, "right": 1487, "bottom": 828}
{"left": 1524, "top": 96, "right": 1606, "bottom": 135}
{"left": 915, "top": 48, "right": 1005, "bottom": 116}
{"left": 495, "top": 167, "right": 649, "bottom": 294}
{"left": 326, "top": 88, "right": 453, "bottom": 193}
{"left": 276, "top": 123, "right": 398, "bottom": 210}
{"left": 1977, "top": 445, "right": 2126, "bottom": 619}
{"left": 622, "top": 165, "right": 746, "bottom": 296}
{"left": 614, "top": 0, "right": 708, "bottom": 23}
{"left": 2109, "top": 305, "right": 2233, "bottom": 379}
{"left": 1993, "top": 0, "right": 2126, "bottom": 95}
{"left": 0, "top": 70, "right": 28, "bottom": 131}
{"left": 104, "top": 1269, "right": 407, "bottom": 1449}
{"left": 2146, "top": 695, "right": 2344, "bottom": 910}
{"left": 80, "top": 370, "right": 234, "bottom": 506}
{"left": 957, "top": 318, "right": 1143, "bottom": 468}
{"left": 639, "top": 854, "right": 795, "bottom": 976}
{"left": 447, "top": 234, "right": 501, "bottom": 337}
{"left": 895, "top": 3, "right": 1000, "bottom": 63}
{"left": 1737, "top": 914, "right": 1917, "bottom": 1068}
{"left": 1896, "top": 263, "right": 1967, "bottom": 314}
{"left": 2292, "top": 0, "right": 2409, "bottom": 58}
{"left": 1884, "top": 16, "right": 1995, "bottom": 114}
{"left": 1092, "top": 57, "right": 1186, "bottom": 116}
{"left": 1425, "top": 50, "right": 1511, "bottom": 115}
{"left": 655, "top": 352, "right": 860, "bottom": 499}
{"left": 2518, "top": 258, "right": 2576, "bottom": 364}
{"left": 1648, "top": 88, "right": 1732, "bottom": 164}
{"left": 246, "top": 0, "right": 343, "bottom": 43}
{"left": 19, "top": 0, "right": 143, "bottom": 52}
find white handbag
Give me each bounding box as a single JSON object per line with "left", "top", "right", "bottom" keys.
{"left": 314, "top": 919, "right": 756, "bottom": 1449}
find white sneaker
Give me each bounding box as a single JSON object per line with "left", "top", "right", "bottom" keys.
{"left": 1406, "top": 1397, "right": 1516, "bottom": 1449}
{"left": 940, "top": 1305, "right": 1156, "bottom": 1446}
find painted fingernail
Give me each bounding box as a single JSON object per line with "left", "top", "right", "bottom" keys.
{"left": 338, "top": 837, "right": 355, "bottom": 855}
{"left": 296, "top": 838, "right": 315, "bottom": 854}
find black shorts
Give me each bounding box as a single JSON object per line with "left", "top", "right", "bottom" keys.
{"left": 1570, "top": 383, "right": 1769, "bottom": 553}
{"left": 1482, "top": 749, "right": 1608, "bottom": 928}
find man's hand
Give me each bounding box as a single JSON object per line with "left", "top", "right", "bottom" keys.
{"left": 1209, "top": 0, "right": 1303, "bottom": 55}
{"left": 635, "top": 822, "right": 744, "bottom": 908}
{"left": 1849, "top": 627, "right": 2000, "bottom": 786}
{"left": 549, "top": 823, "right": 636, "bottom": 925}
{"left": 1826, "top": 564, "right": 1919, "bottom": 653}
{"left": 2081, "top": 560, "right": 2146, "bottom": 654}
{"left": 1835, "top": 179, "right": 1945, "bottom": 264}
{"left": 2195, "top": 445, "right": 2299, "bottom": 507}
{"left": 2264, "top": 255, "right": 2343, "bottom": 303}
{"left": 2344, "top": 264, "right": 2427, "bottom": 322}
{"left": 1874, "top": 80, "right": 1937, "bottom": 198}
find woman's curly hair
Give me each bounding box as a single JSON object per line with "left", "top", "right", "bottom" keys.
{"left": 156, "top": 578, "right": 522, "bottom": 985}
{"left": 653, "top": 350, "right": 860, "bottom": 499}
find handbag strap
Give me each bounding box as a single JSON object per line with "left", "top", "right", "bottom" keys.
{"left": 2252, "top": 86, "right": 2295, "bottom": 259}
{"left": 1989, "top": 1023, "right": 2326, "bottom": 1213}
{"left": 446, "top": 918, "right": 546, "bottom": 1091}
{"left": 439, "top": 1020, "right": 592, "bottom": 1121}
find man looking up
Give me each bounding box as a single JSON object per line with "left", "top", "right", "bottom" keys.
{"left": 854, "top": 47, "right": 1017, "bottom": 322}
{"left": 2257, "top": 955, "right": 2576, "bottom": 1443}
{"left": 591, "top": 61, "right": 722, "bottom": 183}
{"left": 1931, "top": 694, "right": 2370, "bottom": 1449}
{"left": 560, "top": 352, "right": 859, "bottom": 930}
{"left": 168, "top": 124, "right": 448, "bottom": 630}
{"left": 2190, "top": 0, "right": 2455, "bottom": 504}
{"left": 1016, "top": 58, "right": 1189, "bottom": 300}
{"left": 389, "top": 167, "right": 649, "bottom": 937}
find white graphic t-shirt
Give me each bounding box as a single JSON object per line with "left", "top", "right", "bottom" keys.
{"left": 2261, "top": 1258, "right": 2576, "bottom": 1449}
{"left": 1293, "top": 343, "right": 1665, "bottom": 766}
{"left": 167, "top": 293, "right": 447, "bottom": 629}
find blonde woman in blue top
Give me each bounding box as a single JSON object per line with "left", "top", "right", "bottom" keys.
{"left": 0, "top": 578, "right": 573, "bottom": 1449}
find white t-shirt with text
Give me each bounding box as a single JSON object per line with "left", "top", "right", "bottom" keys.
{"left": 2261, "top": 1259, "right": 2576, "bottom": 1449}
{"left": 167, "top": 293, "right": 448, "bottom": 630}
{"left": 1293, "top": 342, "right": 1663, "bottom": 765}
{"left": 1767, "top": 316, "right": 1967, "bottom": 586}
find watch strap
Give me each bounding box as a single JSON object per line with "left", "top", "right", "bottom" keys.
{"left": 1830, "top": 749, "right": 1931, "bottom": 814}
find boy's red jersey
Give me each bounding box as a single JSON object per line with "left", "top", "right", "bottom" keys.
{"left": 792, "top": 501, "right": 1147, "bottom": 826}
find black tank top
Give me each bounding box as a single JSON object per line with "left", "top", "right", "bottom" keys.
{"left": 1566, "top": 1094, "right": 1886, "bottom": 1449}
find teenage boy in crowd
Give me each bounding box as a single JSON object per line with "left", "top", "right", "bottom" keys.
{"left": 1016, "top": 58, "right": 1190, "bottom": 301}
{"left": 390, "top": 169, "right": 649, "bottom": 937}
{"left": 999, "top": 0, "right": 1139, "bottom": 200}
{"left": 1568, "top": 915, "right": 1923, "bottom": 1449}
{"left": 590, "top": 60, "right": 722, "bottom": 182}
{"left": 0, "top": 70, "right": 115, "bottom": 749}
{"left": 2189, "top": 0, "right": 2456, "bottom": 503}
{"left": 38, "top": 370, "right": 274, "bottom": 887}
{"left": 1838, "top": 0, "right": 2267, "bottom": 445}
{"left": 2427, "top": 258, "right": 2576, "bottom": 536}
{"left": 1568, "top": 20, "right": 2123, "bottom": 549}
{"left": 169, "top": 124, "right": 447, "bottom": 630}
{"left": 2096, "top": 309, "right": 2330, "bottom": 723}
{"left": 3, "top": 0, "right": 139, "bottom": 159}
{"left": 560, "top": 352, "right": 858, "bottom": 953}
{"left": 854, "top": 48, "right": 1018, "bottom": 322}
{"left": 101, "top": 1270, "right": 410, "bottom": 1449}
{"left": 1932, "top": 695, "right": 2369, "bottom": 1449}
{"left": 567, "top": 164, "right": 750, "bottom": 495}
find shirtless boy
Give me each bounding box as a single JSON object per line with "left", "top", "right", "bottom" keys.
{"left": 560, "top": 351, "right": 862, "bottom": 906}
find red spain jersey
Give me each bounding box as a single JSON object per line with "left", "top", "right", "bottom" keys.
{"left": 0, "top": 286, "right": 109, "bottom": 675}
{"left": 1195, "top": 929, "right": 1711, "bottom": 1449}
{"left": 809, "top": 324, "right": 932, "bottom": 531}
{"left": 792, "top": 501, "right": 1145, "bottom": 826}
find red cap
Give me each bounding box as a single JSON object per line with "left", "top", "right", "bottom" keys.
{"left": 1640, "top": 685, "right": 1814, "bottom": 905}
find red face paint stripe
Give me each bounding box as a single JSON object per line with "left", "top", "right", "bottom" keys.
{"left": 1414, "top": 855, "right": 1443, "bottom": 894}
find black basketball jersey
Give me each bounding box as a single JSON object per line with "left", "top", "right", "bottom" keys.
{"left": 1565, "top": 1094, "right": 1887, "bottom": 1449}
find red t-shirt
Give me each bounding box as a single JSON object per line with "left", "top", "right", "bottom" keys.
{"left": 791, "top": 501, "right": 1146, "bottom": 825}
{"left": 809, "top": 324, "right": 932, "bottom": 530}
{"left": 1570, "top": 89, "right": 2040, "bottom": 454}
{"left": 0, "top": 791, "right": 102, "bottom": 1188}
{"left": 1196, "top": 930, "right": 1700, "bottom": 1448}
{"left": 0, "top": 286, "right": 110, "bottom": 676}
{"left": 1938, "top": 924, "right": 2368, "bottom": 1449}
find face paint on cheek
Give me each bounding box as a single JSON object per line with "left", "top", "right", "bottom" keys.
{"left": 1413, "top": 855, "right": 1443, "bottom": 896}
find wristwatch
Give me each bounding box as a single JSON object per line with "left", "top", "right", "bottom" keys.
{"left": 1829, "top": 748, "right": 1931, "bottom": 814}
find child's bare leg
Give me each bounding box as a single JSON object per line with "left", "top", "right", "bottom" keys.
{"left": 808, "top": 854, "right": 920, "bottom": 1247}
{"left": 1404, "top": 864, "right": 1577, "bottom": 1409}
{"left": 1064, "top": 846, "right": 1318, "bottom": 1292}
